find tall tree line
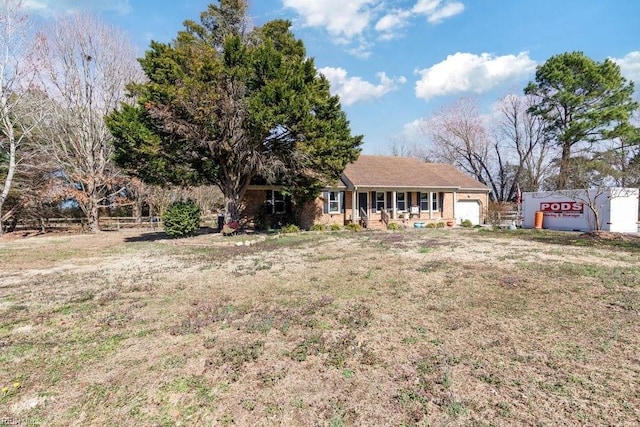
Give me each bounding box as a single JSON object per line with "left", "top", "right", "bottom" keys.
{"left": 0, "top": 0, "right": 41, "bottom": 236}
{"left": 412, "top": 52, "right": 639, "bottom": 202}
{"left": 0, "top": 0, "right": 144, "bottom": 234}
{"left": 1, "top": 0, "right": 362, "bottom": 232}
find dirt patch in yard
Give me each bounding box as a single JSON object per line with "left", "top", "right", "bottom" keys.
{"left": 1, "top": 228, "right": 638, "bottom": 425}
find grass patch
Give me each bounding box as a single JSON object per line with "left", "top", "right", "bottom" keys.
{"left": 0, "top": 228, "right": 638, "bottom": 425}
{"left": 479, "top": 228, "right": 640, "bottom": 252}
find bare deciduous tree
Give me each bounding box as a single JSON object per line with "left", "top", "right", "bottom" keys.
{"left": 493, "top": 93, "right": 554, "bottom": 197}
{"left": 0, "top": 0, "right": 43, "bottom": 235}
{"left": 36, "top": 13, "right": 143, "bottom": 232}
{"left": 4, "top": 150, "right": 62, "bottom": 232}
{"left": 420, "top": 97, "right": 497, "bottom": 196}
{"left": 419, "top": 95, "right": 558, "bottom": 202}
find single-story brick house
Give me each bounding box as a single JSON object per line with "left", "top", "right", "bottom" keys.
{"left": 243, "top": 155, "right": 490, "bottom": 229}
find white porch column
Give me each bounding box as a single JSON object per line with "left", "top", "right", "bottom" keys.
{"left": 453, "top": 191, "right": 457, "bottom": 222}
{"left": 351, "top": 188, "right": 357, "bottom": 221}
{"left": 392, "top": 191, "right": 397, "bottom": 220}
{"left": 429, "top": 191, "right": 433, "bottom": 220}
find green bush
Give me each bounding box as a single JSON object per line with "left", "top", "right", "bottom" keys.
{"left": 330, "top": 223, "right": 342, "bottom": 231}
{"left": 310, "top": 224, "right": 326, "bottom": 232}
{"left": 436, "top": 222, "right": 445, "bottom": 228}
{"left": 345, "top": 223, "right": 362, "bottom": 232}
{"left": 461, "top": 219, "right": 473, "bottom": 228}
{"left": 426, "top": 222, "right": 437, "bottom": 229}
{"left": 162, "top": 199, "right": 201, "bottom": 238}
{"left": 281, "top": 224, "right": 300, "bottom": 234}
{"left": 386, "top": 222, "right": 400, "bottom": 231}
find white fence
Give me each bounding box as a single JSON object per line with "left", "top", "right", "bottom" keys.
{"left": 488, "top": 209, "right": 522, "bottom": 227}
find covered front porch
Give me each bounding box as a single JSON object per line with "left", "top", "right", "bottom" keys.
{"left": 347, "top": 189, "right": 451, "bottom": 229}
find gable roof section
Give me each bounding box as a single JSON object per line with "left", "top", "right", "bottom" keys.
{"left": 340, "top": 155, "right": 489, "bottom": 191}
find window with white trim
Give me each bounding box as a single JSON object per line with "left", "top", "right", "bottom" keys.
{"left": 420, "top": 192, "right": 440, "bottom": 211}
{"left": 328, "top": 191, "right": 341, "bottom": 213}
{"left": 420, "top": 192, "right": 429, "bottom": 211}
{"left": 375, "top": 192, "right": 385, "bottom": 212}
{"left": 396, "top": 192, "right": 406, "bottom": 211}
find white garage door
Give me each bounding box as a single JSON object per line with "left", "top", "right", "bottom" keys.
{"left": 455, "top": 200, "right": 480, "bottom": 225}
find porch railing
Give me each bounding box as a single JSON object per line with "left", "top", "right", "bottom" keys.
{"left": 380, "top": 209, "right": 390, "bottom": 227}
{"left": 359, "top": 207, "right": 369, "bottom": 229}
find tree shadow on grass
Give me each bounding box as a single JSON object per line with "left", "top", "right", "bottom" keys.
{"left": 524, "top": 231, "right": 639, "bottom": 251}
{"left": 123, "top": 227, "right": 220, "bottom": 243}
{"left": 123, "top": 231, "right": 168, "bottom": 242}
{"left": 481, "top": 228, "right": 640, "bottom": 252}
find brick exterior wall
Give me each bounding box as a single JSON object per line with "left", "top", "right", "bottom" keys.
{"left": 242, "top": 188, "right": 489, "bottom": 230}
{"left": 241, "top": 189, "right": 265, "bottom": 224}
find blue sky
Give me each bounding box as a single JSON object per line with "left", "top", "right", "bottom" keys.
{"left": 26, "top": 0, "right": 640, "bottom": 154}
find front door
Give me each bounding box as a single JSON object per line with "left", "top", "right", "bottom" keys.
{"left": 358, "top": 192, "right": 368, "bottom": 217}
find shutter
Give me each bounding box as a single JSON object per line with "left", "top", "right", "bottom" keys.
{"left": 265, "top": 190, "right": 272, "bottom": 214}
{"left": 340, "top": 192, "right": 345, "bottom": 213}
{"left": 371, "top": 191, "right": 376, "bottom": 211}
{"left": 323, "top": 191, "right": 329, "bottom": 214}
{"left": 285, "top": 195, "right": 292, "bottom": 215}
{"left": 386, "top": 192, "right": 392, "bottom": 210}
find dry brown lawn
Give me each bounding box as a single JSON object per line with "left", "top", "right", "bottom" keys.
{"left": 1, "top": 227, "right": 639, "bottom": 426}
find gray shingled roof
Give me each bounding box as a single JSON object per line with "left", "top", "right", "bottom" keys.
{"left": 340, "top": 155, "right": 489, "bottom": 191}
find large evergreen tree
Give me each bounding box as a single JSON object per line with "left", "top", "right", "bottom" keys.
{"left": 106, "top": 1, "right": 362, "bottom": 221}
{"left": 524, "top": 51, "right": 637, "bottom": 189}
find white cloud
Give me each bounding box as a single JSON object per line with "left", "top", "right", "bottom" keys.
{"left": 284, "top": 1, "right": 466, "bottom": 54}
{"left": 23, "top": 0, "right": 47, "bottom": 12}
{"left": 415, "top": 52, "right": 537, "bottom": 101}
{"left": 426, "top": 2, "right": 465, "bottom": 23}
{"left": 611, "top": 51, "right": 640, "bottom": 85}
{"left": 375, "top": 9, "right": 412, "bottom": 33}
{"left": 375, "top": 9, "right": 413, "bottom": 41}
{"left": 319, "top": 67, "right": 407, "bottom": 106}
{"left": 402, "top": 119, "right": 426, "bottom": 141}
{"left": 23, "top": 0, "right": 131, "bottom": 16}
{"left": 347, "top": 39, "right": 374, "bottom": 59}
{"left": 375, "top": 1, "right": 464, "bottom": 41}
{"left": 412, "top": 0, "right": 439, "bottom": 14}
{"left": 412, "top": 0, "right": 465, "bottom": 24}
{"left": 282, "top": 0, "right": 376, "bottom": 39}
